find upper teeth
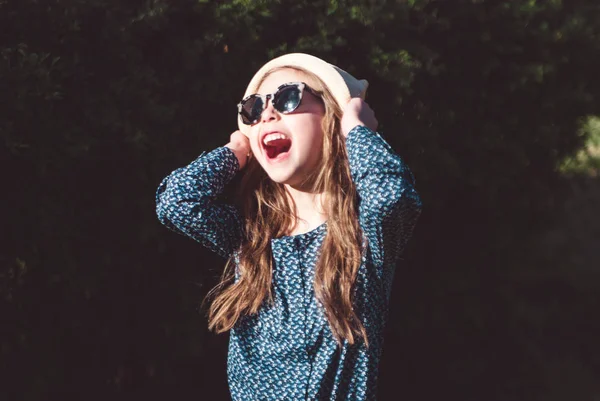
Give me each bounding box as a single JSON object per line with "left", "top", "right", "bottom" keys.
{"left": 263, "top": 133, "right": 287, "bottom": 145}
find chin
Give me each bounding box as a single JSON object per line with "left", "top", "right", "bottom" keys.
{"left": 265, "top": 170, "right": 296, "bottom": 185}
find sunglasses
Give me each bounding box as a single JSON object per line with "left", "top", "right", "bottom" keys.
{"left": 237, "top": 82, "right": 320, "bottom": 125}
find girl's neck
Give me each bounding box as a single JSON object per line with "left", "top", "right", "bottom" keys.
{"left": 284, "top": 185, "right": 328, "bottom": 236}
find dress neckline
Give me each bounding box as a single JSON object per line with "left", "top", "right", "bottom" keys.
{"left": 273, "top": 221, "right": 328, "bottom": 241}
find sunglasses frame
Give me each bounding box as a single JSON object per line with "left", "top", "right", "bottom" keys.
{"left": 237, "top": 81, "right": 320, "bottom": 125}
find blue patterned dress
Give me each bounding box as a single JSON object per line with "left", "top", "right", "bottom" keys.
{"left": 156, "top": 126, "right": 422, "bottom": 400}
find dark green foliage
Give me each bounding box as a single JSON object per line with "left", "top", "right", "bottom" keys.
{"left": 2, "top": 0, "right": 599, "bottom": 399}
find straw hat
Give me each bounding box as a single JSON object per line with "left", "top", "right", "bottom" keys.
{"left": 237, "top": 53, "right": 369, "bottom": 135}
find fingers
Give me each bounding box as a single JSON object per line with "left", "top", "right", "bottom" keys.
{"left": 226, "top": 130, "right": 252, "bottom": 169}
{"left": 341, "top": 98, "right": 378, "bottom": 136}
{"left": 230, "top": 130, "right": 248, "bottom": 144}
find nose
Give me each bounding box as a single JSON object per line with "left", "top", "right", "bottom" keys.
{"left": 260, "top": 97, "right": 279, "bottom": 123}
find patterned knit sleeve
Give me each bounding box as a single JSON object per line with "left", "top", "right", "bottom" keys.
{"left": 155, "top": 146, "right": 243, "bottom": 259}
{"left": 346, "top": 125, "right": 422, "bottom": 269}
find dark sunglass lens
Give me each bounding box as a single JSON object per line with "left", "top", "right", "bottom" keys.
{"left": 241, "top": 96, "right": 264, "bottom": 124}
{"left": 274, "top": 85, "right": 301, "bottom": 113}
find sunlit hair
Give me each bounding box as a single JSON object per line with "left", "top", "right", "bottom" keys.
{"left": 205, "top": 66, "right": 367, "bottom": 347}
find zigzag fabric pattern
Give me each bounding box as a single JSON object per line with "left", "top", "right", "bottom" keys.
{"left": 156, "top": 126, "right": 422, "bottom": 400}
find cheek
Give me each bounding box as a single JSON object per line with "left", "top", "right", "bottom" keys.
{"left": 306, "top": 119, "right": 326, "bottom": 148}
{"left": 296, "top": 130, "right": 325, "bottom": 164}
{"left": 248, "top": 129, "right": 261, "bottom": 153}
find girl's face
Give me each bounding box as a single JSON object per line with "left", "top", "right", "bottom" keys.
{"left": 247, "top": 69, "right": 326, "bottom": 188}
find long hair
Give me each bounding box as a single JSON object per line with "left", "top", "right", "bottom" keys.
{"left": 206, "top": 66, "right": 368, "bottom": 347}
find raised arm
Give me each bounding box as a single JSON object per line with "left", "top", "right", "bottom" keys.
{"left": 342, "top": 99, "right": 422, "bottom": 270}
{"left": 156, "top": 132, "right": 251, "bottom": 260}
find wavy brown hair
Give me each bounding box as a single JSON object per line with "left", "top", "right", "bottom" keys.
{"left": 205, "top": 66, "right": 368, "bottom": 347}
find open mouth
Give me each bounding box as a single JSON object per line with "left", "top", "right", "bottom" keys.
{"left": 263, "top": 134, "right": 292, "bottom": 160}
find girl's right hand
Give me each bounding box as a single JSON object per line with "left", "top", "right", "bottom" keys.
{"left": 225, "top": 130, "right": 252, "bottom": 170}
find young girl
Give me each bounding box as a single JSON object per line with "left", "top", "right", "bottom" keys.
{"left": 156, "top": 53, "right": 422, "bottom": 401}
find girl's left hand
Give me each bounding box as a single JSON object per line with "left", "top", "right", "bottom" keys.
{"left": 341, "top": 98, "right": 378, "bottom": 137}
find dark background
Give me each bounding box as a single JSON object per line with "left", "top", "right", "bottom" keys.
{"left": 2, "top": 0, "right": 600, "bottom": 400}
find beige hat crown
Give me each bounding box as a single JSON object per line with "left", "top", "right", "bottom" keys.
{"left": 238, "top": 53, "right": 369, "bottom": 134}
